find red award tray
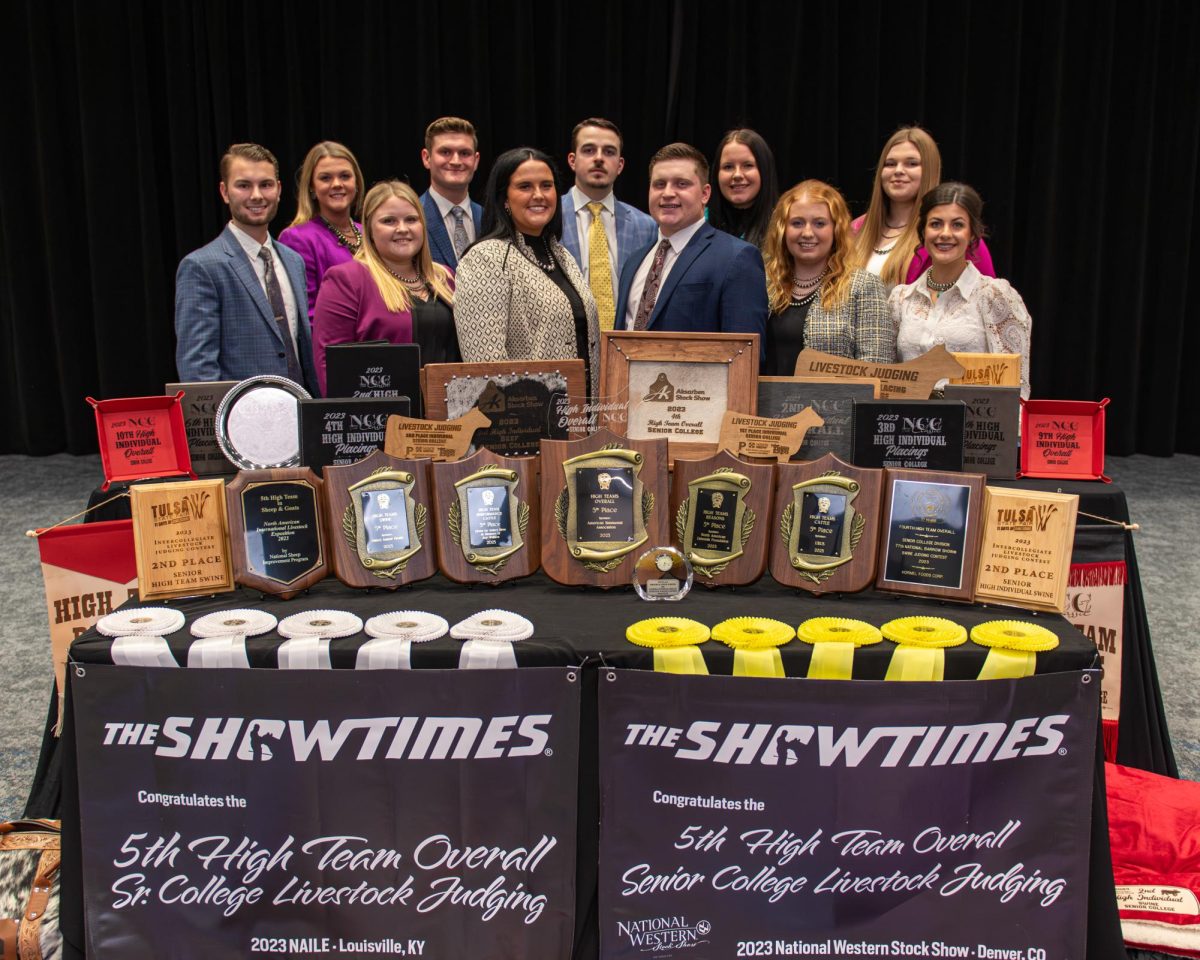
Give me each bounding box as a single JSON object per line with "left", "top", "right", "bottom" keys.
{"left": 87, "top": 392, "right": 196, "bottom": 490}
{"left": 1018, "top": 397, "right": 1110, "bottom": 482}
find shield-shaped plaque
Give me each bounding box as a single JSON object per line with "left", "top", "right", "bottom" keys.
{"left": 769, "top": 453, "right": 883, "bottom": 595}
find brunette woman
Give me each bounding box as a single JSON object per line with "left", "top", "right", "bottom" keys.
{"left": 708, "top": 128, "right": 780, "bottom": 250}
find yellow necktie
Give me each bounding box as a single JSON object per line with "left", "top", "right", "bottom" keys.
{"left": 587, "top": 201, "right": 615, "bottom": 330}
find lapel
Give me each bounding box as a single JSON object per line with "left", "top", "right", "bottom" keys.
{"left": 560, "top": 192, "right": 581, "bottom": 262}
{"left": 220, "top": 228, "right": 278, "bottom": 336}
{"left": 471, "top": 200, "right": 483, "bottom": 235}
{"left": 650, "top": 222, "right": 712, "bottom": 327}
{"left": 422, "top": 192, "right": 456, "bottom": 267}
{"left": 277, "top": 244, "right": 311, "bottom": 345}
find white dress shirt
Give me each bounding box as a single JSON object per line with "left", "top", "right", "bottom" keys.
{"left": 429, "top": 188, "right": 477, "bottom": 246}
{"left": 623, "top": 217, "right": 707, "bottom": 328}
{"left": 570, "top": 186, "right": 618, "bottom": 289}
{"left": 227, "top": 221, "right": 299, "bottom": 344}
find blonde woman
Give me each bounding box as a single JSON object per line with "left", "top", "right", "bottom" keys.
{"left": 851, "top": 126, "right": 994, "bottom": 286}
{"left": 313, "top": 181, "right": 457, "bottom": 395}
{"left": 762, "top": 180, "right": 894, "bottom": 375}
{"left": 279, "top": 141, "right": 366, "bottom": 318}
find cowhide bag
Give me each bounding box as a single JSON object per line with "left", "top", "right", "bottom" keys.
{"left": 0, "top": 820, "right": 60, "bottom": 960}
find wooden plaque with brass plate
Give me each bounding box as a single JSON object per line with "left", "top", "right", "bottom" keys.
{"left": 540, "top": 427, "right": 668, "bottom": 588}
{"left": 974, "top": 487, "right": 1079, "bottom": 613}
{"left": 769, "top": 453, "right": 882, "bottom": 594}
{"left": 226, "top": 468, "right": 328, "bottom": 599}
{"left": 431, "top": 448, "right": 540, "bottom": 584}
{"left": 321, "top": 449, "right": 435, "bottom": 589}
{"left": 670, "top": 450, "right": 772, "bottom": 588}
{"left": 130, "top": 478, "right": 235, "bottom": 601}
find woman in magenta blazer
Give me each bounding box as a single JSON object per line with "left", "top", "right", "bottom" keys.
{"left": 279, "top": 141, "right": 365, "bottom": 319}
{"left": 313, "top": 180, "right": 458, "bottom": 395}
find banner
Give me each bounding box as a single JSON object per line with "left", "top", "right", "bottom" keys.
{"left": 599, "top": 670, "right": 1098, "bottom": 959}
{"left": 72, "top": 664, "right": 579, "bottom": 959}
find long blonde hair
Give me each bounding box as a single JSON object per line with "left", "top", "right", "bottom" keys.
{"left": 358, "top": 180, "right": 454, "bottom": 313}
{"left": 851, "top": 127, "right": 942, "bottom": 285}
{"left": 289, "top": 141, "right": 364, "bottom": 227}
{"left": 764, "top": 180, "right": 855, "bottom": 314}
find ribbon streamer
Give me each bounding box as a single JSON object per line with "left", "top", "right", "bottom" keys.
{"left": 458, "top": 639, "right": 520, "bottom": 670}
{"left": 276, "top": 637, "right": 332, "bottom": 669}
{"left": 653, "top": 647, "right": 709, "bottom": 674}
{"left": 733, "top": 648, "right": 785, "bottom": 677}
{"left": 977, "top": 648, "right": 1037, "bottom": 679}
{"left": 110, "top": 636, "right": 178, "bottom": 668}
{"left": 356, "top": 638, "right": 414, "bottom": 670}
{"left": 885, "top": 646, "right": 945, "bottom": 681}
{"left": 807, "top": 642, "right": 856, "bottom": 680}
{"left": 187, "top": 635, "right": 251, "bottom": 669}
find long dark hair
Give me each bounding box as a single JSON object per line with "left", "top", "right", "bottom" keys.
{"left": 478, "top": 147, "right": 564, "bottom": 243}
{"left": 708, "top": 128, "right": 780, "bottom": 249}
{"left": 917, "top": 181, "right": 988, "bottom": 253}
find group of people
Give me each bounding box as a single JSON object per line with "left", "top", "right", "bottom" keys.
{"left": 174, "top": 118, "right": 1032, "bottom": 403}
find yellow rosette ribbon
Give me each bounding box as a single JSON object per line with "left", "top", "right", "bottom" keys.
{"left": 795, "top": 618, "right": 882, "bottom": 680}
{"left": 971, "top": 620, "right": 1059, "bottom": 679}
{"left": 627, "top": 617, "right": 711, "bottom": 674}
{"left": 712, "top": 617, "right": 795, "bottom": 678}
{"left": 881, "top": 617, "right": 967, "bottom": 682}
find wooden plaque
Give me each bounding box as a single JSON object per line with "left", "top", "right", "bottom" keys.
{"left": 130, "top": 478, "right": 235, "bottom": 601}
{"left": 384, "top": 409, "right": 490, "bottom": 462}
{"left": 949, "top": 352, "right": 1022, "bottom": 388}
{"left": 226, "top": 468, "right": 329, "bottom": 599}
{"left": 431, "top": 448, "right": 540, "bottom": 584}
{"left": 793, "top": 345, "right": 965, "bottom": 400}
{"left": 598, "top": 330, "right": 759, "bottom": 461}
{"left": 876, "top": 468, "right": 986, "bottom": 602}
{"left": 769, "top": 453, "right": 882, "bottom": 595}
{"left": 670, "top": 451, "right": 772, "bottom": 588}
{"left": 974, "top": 487, "right": 1079, "bottom": 613}
{"left": 539, "top": 427, "right": 669, "bottom": 589}
{"left": 423, "top": 359, "right": 587, "bottom": 456}
{"left": 718, "top": 409, "right": 823, "bottom": 461}
{"left": 321, "top": 449, "right": 436, "bottom": 589}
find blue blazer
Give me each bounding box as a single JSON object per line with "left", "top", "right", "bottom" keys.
{"left": 174, "top": 227, "right": 318, "bottom": 393}
{"left": 559, "top": 192, "right": 657, "bottom": 286}
{"left": 614, "top": 222, "right": 768, "bottom": 348}
{"left": 420, "top": 190, "right": 484, "bottom": 269}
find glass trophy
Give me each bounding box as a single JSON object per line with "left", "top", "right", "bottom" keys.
{"left": 632, "top": 546, "right": 693, "bottom": 601}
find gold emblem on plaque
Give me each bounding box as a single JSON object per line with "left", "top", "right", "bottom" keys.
{"left": 447, "top": 465, "right": 529, "bottom": 576}
{"left": 555, "top": 444, "right": 653, "bottom": 573}
{"left": 780, "top": 471, "right": 865, "bottom": 584}
{"left": 341, "top": 468, "right": 427, "bottom": 579}
{"left": 674, "top": 467, "right": 756, "bottom": 579}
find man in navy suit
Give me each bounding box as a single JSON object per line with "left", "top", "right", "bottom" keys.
{"left": 560, "top": 118, "right": 656, "bottom": 330}
{"left": 615, "top": 142, "right": 767, "bottom": 346}
{"left": 419, "top": 116, "right": 483, "bottom": 269}
{"left": 175, "top": 143, "right": 318, "bottom": 393}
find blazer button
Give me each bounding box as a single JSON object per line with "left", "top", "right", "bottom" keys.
{"left": 277, "top": 352, "right": 285, "bottom": 358}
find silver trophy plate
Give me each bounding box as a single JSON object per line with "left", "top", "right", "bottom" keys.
{"left": 215, "top": 376, "right": 311, "bottom": 469}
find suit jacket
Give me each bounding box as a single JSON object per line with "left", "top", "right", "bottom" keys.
{"left": 174, "top": 226, "right": 318, "bottom": 393}
{"left": 559, "top": 192, "right": 657, "bottom": 291}
{"left": 421, "top": 190, "right": 484, "bottom": 269}
{"left": 278, "top": 217, "right": 361, "bottom": 319}
{"left": 614, "top": 222, "right": 768, "bottom": 348}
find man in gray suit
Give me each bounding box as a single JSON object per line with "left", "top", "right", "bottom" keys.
{"left": 175, "top": 143, "right": 317, "bottom": 393}
{"left": 560, "top": 118, "right": 657, "bottom": 330}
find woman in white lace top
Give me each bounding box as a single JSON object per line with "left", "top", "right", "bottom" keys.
{"left": 889, "top": 183, "right": 1031, "bottom": 398}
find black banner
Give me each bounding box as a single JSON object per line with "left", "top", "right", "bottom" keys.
{"left": 72, "top": 664, "right": 579, "bottom": 959}
{"left": 599, "top": 671, "right": 1097, "bottom": 959}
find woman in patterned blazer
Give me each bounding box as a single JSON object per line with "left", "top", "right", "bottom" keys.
{"left": 761, "top": 180, "right": 895, "bottom": 375}
{"left": 453, "top": 147, "right": 600, "bottom": 397}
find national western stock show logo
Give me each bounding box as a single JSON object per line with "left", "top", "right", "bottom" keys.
{"left": 617, "top": 914, "right": 712, "bottom": 953}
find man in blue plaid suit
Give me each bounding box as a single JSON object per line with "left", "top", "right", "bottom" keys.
{"left": 174, "top": 143, "right": 318, "bottom": 393}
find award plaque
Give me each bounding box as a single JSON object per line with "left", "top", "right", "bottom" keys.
{"left": 88, "top": 393, "right": 194, "bottom": 490}
{"left": 598, "top": 331, "right": 759, "bottom": 461}
{"left": 1019, "top": 398, "right": 1111, "bottom": 482}
{"left": 876, "top": 468, "right": 986, "bottom": 602}
{"left": 974, "top": 488, "right": 1080, "bottom": 613}
{"left": 793, "top": 345, "right": 965, "bottom": 400}
{"left": 299, "top": 397, "right": 412, "bottom": 473}
{"left": 322, "top": 449, "right": 435, "bottom": 589}
{"left": 431, "top": 448, "right": 540, "bottom": 584}
{"left": 757, "top": 378, "right": 876, "bottom": 461}
{"left": 943, "top": 385, "right": 1020, "bottom": 479}
{"left": 130, "top": 478, "right": 235, "bottom": 601}
{"left": 226, "top": 468, "right": 328, "bottom": 599}
{"left": 423, "top": 359, "right": 586, "bottom": 456}
{"left": 540, "top": 428, "right": 668, "bottom": 588}
{"left": 167, "top": 381, "right": 238, "bottom": 477}
{"left": 769, "top": 453, "right": 883, "bottom": 594}
{"left": 215, "top": 376, "right": 311, "bottom": 469}
{"left": 670, "top": 450, "right": 772, "bottom": 587}
{"left": 949, "top": 352, "right": 1022, "bottom": 388}
{"left": 325, "top": 342, "right": 421, "bottom": 413}
{"left": 851, "top": 400, "right": 966, "bottom": 471}
{"left": 632, "top": 546, "right": 693, "bottom": 601}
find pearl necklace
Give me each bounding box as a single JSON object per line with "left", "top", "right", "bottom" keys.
{"left": 790, "top": 289, "right": 818, "bottom": 307}
{"left": 925, "top": 273, "right": 956, "bottom": 293}
{"left": 319, "top": 216, "right": 361, "bottom": 252}
{"left": 524, "top": 235, "right": 556, "bottom": 271}
{"left": 384, "top": 263, "right": 427, "bottom": 289}
{"left": 872, "top": 244, "right": 895, "bottom": 256}
{"left": 791, "top": 267, "right": 828, "bottom": 291}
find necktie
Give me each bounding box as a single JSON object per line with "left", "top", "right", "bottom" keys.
{"left": 633, "top": 238, "right": 672, "bottom": 331}
{"left": 258, "top": 247, "right": 304, "bottom": 385}
{"left": 586, "top": 202, "right": 616, "bottom": 330}
{"left": 450, "top": 205, "right": 469, "bottom": 259}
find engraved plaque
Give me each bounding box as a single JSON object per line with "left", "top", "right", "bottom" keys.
{"left": 361, "top": 488, "right": 410, "bottom": 554}
{"left": 577, "top": 466, "right": 636, "bottom": 542}
{"left": 627, "top": 360, "right": 729, "bottom": 445}
{"left": 851, "top": 400, "right": 966, "bottom": 471}
{"left": 466, "top": 486, "right": 512, "bottom": 548}
{"left": 167, "top": 381, "right": 237, "bottom": 476}
{"left": 797, "top": 491, "right": 846, "bottom": 557}
{"left": 943, "top": 385, "right": 1020, "bottom": 479}
{"left": 974, "top": 487, "right": 1079, "bottom": 613}
{"left": 299, "top": 397, "right": 412, "bottom": 472}
{"left": 692, "top": 488, "right": 737, "bottom": 553}
{"left": 325, "top": 342, "right": 421, "bottom": 412}
{"left": 757, "top": 378, "right": 874, "bottom": 461}
{"left": 130, "top": 479, "right": 235, "bottom": 601}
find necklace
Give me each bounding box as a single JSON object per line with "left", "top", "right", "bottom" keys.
{"left": 791, "top": 267, "right": 828, "bottom": 290}
{"left": 790, "top": 290, "right": 818, "bottom": 307}
{"left": 925, "top": 273, "right": 956, "bottom": 293}
{"left": 872, "top": 244, "right": 895, "bottom": 256}
{"left": 319, "top": 216, "right": 361, "bottom": 252}
{"left": 524, "top": 235, "right": 556, "bottom": 271}
{"left": 383, "top": 262, "right": 426, "bottom": 289}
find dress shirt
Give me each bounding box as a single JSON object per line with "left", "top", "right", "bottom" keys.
{"left": 428, "top": 188, "right": 477, "bottom": 246}
{"left": 569, "top": 186, "right": 618, "bottom": 287}
{"left": 623, "top": 217, "right": 707, "bottom": 329}
{"left": 227, "top": 221, "right": 300, "bottom": 345}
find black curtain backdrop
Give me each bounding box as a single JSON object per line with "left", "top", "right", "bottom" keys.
{"left": 3, "top": 0, "right": 1198, "bottom": 456}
